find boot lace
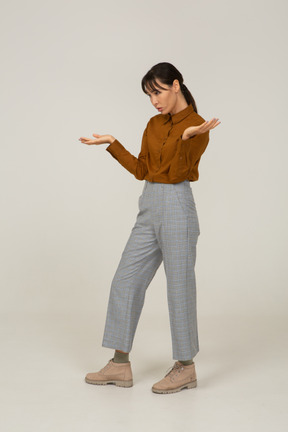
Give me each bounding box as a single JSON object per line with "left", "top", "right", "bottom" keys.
{"left": 164, "top": 362, "right": 184, "bottom": 379}
{"left": 100, "top": 358, "right": 114, "bottom": 373}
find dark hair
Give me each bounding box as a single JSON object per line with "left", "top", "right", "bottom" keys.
{"left": 141, "top": 62, "right": 198, "bottom": 113}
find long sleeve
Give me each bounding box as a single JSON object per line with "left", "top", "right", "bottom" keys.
{"left": 179, "top": 130, "right": 210, "bottom": 181}
{"left": 104, "top": 105, "right": 210, "bottom": 183}
{"left": 106, "top": 126, "right": 148, "bottom": 180}
{"left": 180, "top": 130, "right": 210, "bottom": 162}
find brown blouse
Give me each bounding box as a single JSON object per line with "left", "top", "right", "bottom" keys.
{"left": 106, "top": 104, "right": 209, "bottom": 184}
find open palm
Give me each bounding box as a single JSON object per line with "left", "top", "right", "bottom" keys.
{"left": 79, "top": 134, "right": 113, "bottom": 145}
{"left": 184, "top": 118, "right": 221, "bottom": 139}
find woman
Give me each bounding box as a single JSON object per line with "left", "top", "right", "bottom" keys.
{"left": 79, "top": 62, "right": 220, "bottom": 394}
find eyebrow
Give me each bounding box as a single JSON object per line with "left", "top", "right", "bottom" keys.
{"left": 146, "top": 89, "right": 160, "bottom": 96}
{"left": 144, "top": 79, "right": 168, "bottom": 96}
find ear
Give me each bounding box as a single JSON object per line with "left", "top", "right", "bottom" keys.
{"left": 172, "top": 79, "right": 180, "bottom": 93}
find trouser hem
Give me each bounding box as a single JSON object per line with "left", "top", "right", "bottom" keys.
{"left": 172, "top": 348, "right": 199, "bottom": 361}
{"left": 102, "top": 339, "right": 132, "bottom": 353}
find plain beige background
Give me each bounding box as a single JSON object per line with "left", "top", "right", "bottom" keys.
{"left": 1, "top": 0, "right": 287, "bottom": 431}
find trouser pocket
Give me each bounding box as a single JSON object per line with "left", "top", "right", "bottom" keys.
{"left": 173, "top": 184, "right": 200, "bottom": 234}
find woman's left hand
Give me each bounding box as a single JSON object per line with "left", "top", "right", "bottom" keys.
{"left": 182, "top": 118, "right": 221, "bottom": 140}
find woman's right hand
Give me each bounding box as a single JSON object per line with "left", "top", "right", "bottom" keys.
{"left": 78, "top": 134, "right": 116, "bottom": 145}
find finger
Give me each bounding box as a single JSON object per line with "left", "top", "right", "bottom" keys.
{"left": 199, "top": 119, "right": 214, "bottom": 130}
{"left": 198, "top": 120, "right": 216, "bottom": 133}
{"left": 204, "top": 119, "right": 219, "bottom": 130}
{"left": 207, "top": 118, "right": 220, "bottom": 126}
{"left": 83, "top": 139, "right": 96, "bottom": 145}
{"left": 197, "top": 121, "right": 210, "bottom": 131}
{"left": 211, "top": 118, "right": 220, "bottom": 125}
{"left": 206, "top": 118, "right": 219, "bottom": 125}
{"left": 210, "top": 121, "right": 221, "bottom": 129}
{"left": 204, "top": 120, "right": 221, "bottom": 131}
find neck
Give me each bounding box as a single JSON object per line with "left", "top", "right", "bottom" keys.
{"left": 169, "top": 94, "right": 188, "bottom": 115}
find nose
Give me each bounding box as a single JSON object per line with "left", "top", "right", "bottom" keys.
{"left": 150, "top": 94, "right": 158, "bottom": 107}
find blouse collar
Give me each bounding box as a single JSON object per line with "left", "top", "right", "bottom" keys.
{"left": 163, "top": 104, "right": 194, "bottom": 125}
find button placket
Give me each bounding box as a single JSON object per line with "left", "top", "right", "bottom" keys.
{"left": 160, "top": 122, "right": 173, "bottom": 165}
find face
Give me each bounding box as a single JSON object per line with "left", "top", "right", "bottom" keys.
{"left": 145, "top": 79, "right": 180, "bottom": 115}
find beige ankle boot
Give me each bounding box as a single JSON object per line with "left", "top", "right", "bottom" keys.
{"left": 152, "top": 361, "right": 197, "bottom": 394}
{"left": 85, "top": 359, "right": 133, "bottom": 388}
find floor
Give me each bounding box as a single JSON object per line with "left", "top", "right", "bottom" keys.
{"left": 0, "top": 311, "right": 287, "bottom": 432}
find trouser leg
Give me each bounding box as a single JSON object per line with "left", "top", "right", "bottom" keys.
{"left": 102, "top": 195, "right": 162, "bottom": 353}
{"left": 157, "top": 182, "right": 200, "bottom": 360}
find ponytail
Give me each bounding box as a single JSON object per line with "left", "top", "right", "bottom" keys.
{"left": 181, "top": 84, "right": 198, "bottom": 113}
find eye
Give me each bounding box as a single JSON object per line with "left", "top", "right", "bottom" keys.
{"left": 147, "top": 90, "right": 160, "bottom": 97}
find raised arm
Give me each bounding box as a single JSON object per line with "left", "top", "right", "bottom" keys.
{"left": 182, "top": 117, "right": 221, "bottom": 140}
{"left": 105, "top": 127, "right": 149, "bottom": 180}
{"left": 79, "top": 127, "right": 149, "bottom": 180}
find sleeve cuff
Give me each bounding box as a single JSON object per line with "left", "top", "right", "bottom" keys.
{"left": 106, "top": 139, "right": 128, "bottom": 159}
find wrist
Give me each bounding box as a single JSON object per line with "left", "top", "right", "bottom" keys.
{"left": 183, "top": 132, "right": 196, "bottom": 140}
{"left": 182, "top": 133, "right": 190, "bottom": 141}
{"left": 109, "top": 136, "right": 116, "bottom": 144}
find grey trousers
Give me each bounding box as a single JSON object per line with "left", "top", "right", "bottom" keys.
{"left": 102, "top": 180, "right": 201, "bottom": 360}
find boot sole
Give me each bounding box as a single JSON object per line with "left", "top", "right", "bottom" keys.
{"left": 152, "top": 379, "right": 197, "bottom": 394}
{"left": 85, "top": 378, "right": 133, "bottom": 388}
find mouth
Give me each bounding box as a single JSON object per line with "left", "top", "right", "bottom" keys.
{"left": 157, "top": 107, "right": 163, "bottom": 112}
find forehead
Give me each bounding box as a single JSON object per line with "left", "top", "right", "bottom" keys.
{"left": 145, "top": 78, "right": 170, "bottom": 94}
